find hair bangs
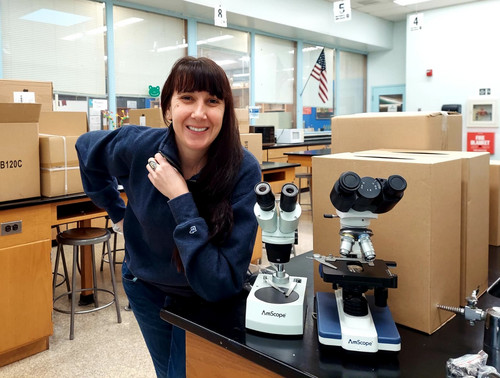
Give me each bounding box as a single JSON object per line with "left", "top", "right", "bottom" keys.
{"left": 173, "top": 61, "right": 226, "bottom": 100}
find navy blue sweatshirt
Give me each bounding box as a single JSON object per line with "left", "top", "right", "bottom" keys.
{"left": 76, "top": 125, "right": 261, "bottom": 302}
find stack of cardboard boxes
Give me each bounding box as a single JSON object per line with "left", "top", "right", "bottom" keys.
{"left": 0, "top": 79, "right": 88, "bottom": 202}
{"left": 311, "top": 112, "right": 491, "bottom": 335}
{"left": 39, "top": 112, "right": 88, "bottom": 197}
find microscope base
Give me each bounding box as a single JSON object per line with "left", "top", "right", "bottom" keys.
{"left": 245, "top": 273, "right": 307, "bottom": 335}
{"left": 316, "top": 291, "right": 401, "bottom": 352}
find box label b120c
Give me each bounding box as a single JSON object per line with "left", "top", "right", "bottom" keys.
{"left": 0, "top": 160, "right": 23, "bottom": 169}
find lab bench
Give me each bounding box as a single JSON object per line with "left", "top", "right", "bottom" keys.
{"left": 161, "top": 249, "right": 500, "bottom": 377}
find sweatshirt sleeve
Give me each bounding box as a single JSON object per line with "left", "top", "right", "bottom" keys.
{"left": 75, "top": 128, "right": 133, "bottom": 223}
{"left": 169, "top": 152, "right": 262, "bottom": 302}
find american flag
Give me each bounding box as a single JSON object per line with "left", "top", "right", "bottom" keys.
{"left": 310, "top": 49, "right": 328, "bottom": 103}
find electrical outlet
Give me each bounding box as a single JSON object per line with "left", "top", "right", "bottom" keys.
{"left": 1, "top": 220, "right": 22, "bottom": 236}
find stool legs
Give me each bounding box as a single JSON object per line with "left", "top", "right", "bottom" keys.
{"left": 70, "top": 245, "right": 78, "bottom": 340}
{"left": 100, "top": 231, "right": 124, "bottom": 272}
{"left": 52, "top": 243, "right": 70, "bottom": 298}
{"left": 106, "top": 237, "right": 122, "bottom": 324}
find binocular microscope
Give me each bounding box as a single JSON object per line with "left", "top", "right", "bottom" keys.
{"left": 314, "top": 171, "right": 407, "bottom": 353}
{"left": 245, "top": 182, "right": 307, "bottom": 336}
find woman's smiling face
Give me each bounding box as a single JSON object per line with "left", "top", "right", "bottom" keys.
{"left": 168, "top": 90, "right": 224, "bottom": 155}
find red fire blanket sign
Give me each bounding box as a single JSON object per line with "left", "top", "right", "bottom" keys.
{"left": 467, "top": 132, "right": 495, "bottom": 154}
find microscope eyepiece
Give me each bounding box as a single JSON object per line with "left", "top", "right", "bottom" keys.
{"left": 338, "top": 171, "right": 361, "bottom": 192}
{"left": 387, "top": 175, "right": 407, "bottom": 196}
{"left": 280, "top": 183, "right": 299, "bottom": 213}
{"left": 330, "top": 171, "right": 361, "bottom": 212}
{"left": 255, "top": 182, "right": 275, "bottom": 211}
{"left": 374, "top": 175, "right": 407, "bottom": 213}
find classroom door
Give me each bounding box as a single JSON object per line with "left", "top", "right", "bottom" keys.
{"left": 371, "top": 85, "right": 405, "bottom": 112}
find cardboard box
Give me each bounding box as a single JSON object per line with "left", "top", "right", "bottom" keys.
{"left": 0, "top": 79, "right": 53, "bottom": 112}
{"left": 235, "top": 108, "right": 250, "bottom": 134}
{"left": 312, "top": 152, "right": 462, "bottom": 334}
{"left": 40, "top": 168, "right": 83, "bottom": 197}
{"left": 0, "top": 103, "right": 41, "bottom": 202}
{"left": 331, "top": 112, "right": 462, "bottom": 153}
{"left": 39, "top": 135, "right": 83, "bottom": 197}
{"left": 490, "top": 161, "right": 500, "bottom": 246}
{"left": 38, "top": 112, "right": 87, "bottom": 197}
{"left": 358, "top": 149, "right": 490, "bottom": 304}
{"left": 240, "top": 133, "right": 263, "bottom": 164}
{"left": 39, "top": 111, "right": 88, "bottom": 136}
{"left": 39, "top": 135, "right": 79, "bottom": 169}
{"left": 128, "top": 108, "right": 165, "bottom": 128}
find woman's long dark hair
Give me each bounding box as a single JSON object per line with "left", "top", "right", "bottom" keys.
{"left": 161, "top": 57, "right": 244, "bottom": 267}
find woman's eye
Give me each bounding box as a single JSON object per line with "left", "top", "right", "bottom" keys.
{"left": 208, "top": 98, "right": 221, "bottom": 105}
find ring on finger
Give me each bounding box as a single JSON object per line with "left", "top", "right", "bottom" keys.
{"left": 148, "top": 158, "right": 158, "bottom": 171}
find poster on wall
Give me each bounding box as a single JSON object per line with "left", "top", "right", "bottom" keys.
{"left": 467, "top": 132, "right": 495, "bottom": 154}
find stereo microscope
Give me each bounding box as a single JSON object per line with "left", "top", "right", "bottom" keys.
{"left": 245, "top": 182, "right": 307, "bottom": 336}
{"left": 314, "top": 171, "right": 407, "bottom": 352}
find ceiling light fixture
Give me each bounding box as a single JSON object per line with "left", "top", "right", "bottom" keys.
{"left": 214, "top": 59, "right": 237, "bottom": 66}
{"left": 197, "top": 35, "right": 234, "bottom": 45}
{"left": 393, "top": 0, "right": 431, "bottom": 6}
{"left": 21, "top": 9, "right": 90, "bottom": 26}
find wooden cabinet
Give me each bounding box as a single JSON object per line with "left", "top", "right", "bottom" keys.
{"left": 0, "top": 194, "right": 126, "bottom": 366}
{"left": 0, "top": 204, "right": 52, "bottom": 367}
{"left": 186, "top": 332, "right": 280, "bottom": 377}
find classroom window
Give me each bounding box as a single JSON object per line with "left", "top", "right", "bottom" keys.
{"left": 197, "top": 23, "right": 250, "bottom": 110}
{"left": 337, "top": 50, "right": 367, "bottom": 115}
{"left": 254, "top": 35, "right": 296, "bottom": 129}
{"left": 113, "top": 6, "right": 186, "bottom": 99}
{"left": 0, "top": 0, "right": 106, "bottom": 96}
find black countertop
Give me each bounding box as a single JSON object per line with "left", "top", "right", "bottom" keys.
{"left": 161, "top": 249, "right": 500, "bottom": 377}
{"left": 260, "top": 161, "right": 301, "bottom": 171}
{"left": 284, "top": 148, "right": 331, "bottom": 157}
{"left": 0, "top": 192, "right": 90, "bottom": 211}
{"left": 263, "top": 139, "right": 331, "bottom": 150}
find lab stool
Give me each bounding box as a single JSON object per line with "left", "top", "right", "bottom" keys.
{"left": 53, "top": 227, "right": 122, "bottom": 340}
{"left": 295, "top": 172, "right": 313, "bottom": 211}
{"left": 100, "top": 216, "right": 125, "bottom": 272}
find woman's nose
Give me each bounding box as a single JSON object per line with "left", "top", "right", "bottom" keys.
{"left": 191, "top": 100, "right": 207, "bottom": 119}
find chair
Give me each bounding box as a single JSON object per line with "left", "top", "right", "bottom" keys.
{"left": 53, "top": 227, "right": 122, "bottom": 340}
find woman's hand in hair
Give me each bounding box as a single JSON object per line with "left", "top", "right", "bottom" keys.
{"left": 146, "top": 152, "right": 188, "bottom": 199}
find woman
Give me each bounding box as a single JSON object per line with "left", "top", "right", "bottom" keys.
{"left": 76, "top": 56, "right": 262, "bottom": 377}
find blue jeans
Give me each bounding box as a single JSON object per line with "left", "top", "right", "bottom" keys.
{"left": 122, "top": 262, "right": 186, "bottom": 378}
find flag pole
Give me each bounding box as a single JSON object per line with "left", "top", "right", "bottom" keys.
{"left": 300, "top": 74, "right": 312, "bottom": 97}
{"left": 300, "top": 48, "right": 324, "bottom": 97}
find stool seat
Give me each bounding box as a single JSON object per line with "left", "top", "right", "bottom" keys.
{"left": 53, "top": 226, "right": 121, "bottom": 340}
{"left": 57, "top": 227, "right": 110, "bottom": 245}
